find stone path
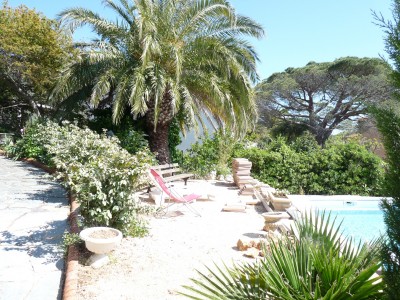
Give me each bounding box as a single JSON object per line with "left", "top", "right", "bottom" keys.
{"left": 0, "top": 156, "right": 69, "bottom": 300}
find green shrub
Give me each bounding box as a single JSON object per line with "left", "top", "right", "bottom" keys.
{"left": 4, "top": 120, "right": 53, "bottom": 165}
{"left": 115, "top": 129, "right": 149, "bottom": 155}
{"left": 177, "top": 128, "right": 384, "bottom": 195}
{"left": 168, "top": 117, "right": 183, "bottom": 163}
{"left": 313, "top": 140, "right": 385, "bottom": 195}
{"left": 45, "top": 122, "right": 154, "bottom": 234}
{"left": 6, "top": 120, "right": 154, "bottom": 235}
{"left": 182, "top": 130, "right": 237, "bottom": 177}
{"left": 234, "top": 141, "right": 311, "bottom": 194}
{"left": 235, "top": 135, "right": 385, "bottom": 195}
{"left": 371, "top": 4, "right": 400, "bottom": 294}
{"left": 62, "top": 232, "right": 82, "bottom": 255}
{"left": 86, "top": 108, "right": 150, "bottom": 155}
{"left": 182, "top": 133, "right": 219, "bottom": 177}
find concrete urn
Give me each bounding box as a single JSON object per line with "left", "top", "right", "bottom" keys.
{"left": 80, "top": 227, "right": 122, "bottom": 254}
{"left": 269, "top": 192, "right": 292, "bottom": 211}
{"left": 262, "top": 212, "right": 290, "bottom": 224}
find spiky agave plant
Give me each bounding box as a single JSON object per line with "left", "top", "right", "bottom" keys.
{"left": 182, "top": 210, "right": 384, "bottom": 300}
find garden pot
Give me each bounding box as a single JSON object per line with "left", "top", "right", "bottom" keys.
{"left": 80, "top": 227, "right": 122, "bottom": 254}
{"left": 269, "top": 192, "right": 292, "bottom": 211}
{"left": 80, "top": 227, "right": 123, "bottom": 269}
{"left": 262, "top": 212, "right": 290, "bottom": 224}
{"left": 262, "top": 211, "right": 290, "bottom": 232}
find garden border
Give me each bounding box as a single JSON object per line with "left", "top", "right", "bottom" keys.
{"left": 63, "top": 194, "right": 80, "bottom": 300}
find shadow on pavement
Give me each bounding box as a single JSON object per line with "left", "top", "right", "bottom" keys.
{"left": 1, "top": 219, "right": 67, "bottom": 266}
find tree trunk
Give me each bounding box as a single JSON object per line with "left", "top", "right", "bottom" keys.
{"left": 147, "top": 123, "right": 171, "bottom": 164}
{"left": 145, "top": 90, "right": 174, "bottom": 164}
{"left": 315, "top": 128, "right": 333, "bottom": 146}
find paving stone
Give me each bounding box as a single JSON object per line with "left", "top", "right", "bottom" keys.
{"left": 0, "top": 280, "right": 35, "bottom": 300}
{"left": 0, "top": 156, "right": 68, "bottom": 300}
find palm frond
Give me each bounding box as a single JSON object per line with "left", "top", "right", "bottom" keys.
{"left": 103, "top": 0, "right": 135, "bottom": 25}
{"left": 58, "top": 7, "right": 128, "bottom": 38}
{"left": 90, "top": 72, "right": 112, "bottom": 107}
{"left": 128, "top": 67, "right": 148, "bottom": 116}
{"left": 112, "top": 74, "right": 131, "bottom": 123}
{"left": 177, "top": 0, "right": 234, "bottom": 40}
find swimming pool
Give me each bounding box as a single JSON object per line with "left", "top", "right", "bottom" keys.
{"left": 289, "top": 195, "right": 387, "bottom": 243}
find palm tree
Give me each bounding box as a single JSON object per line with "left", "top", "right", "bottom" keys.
{"left": 52, "top": 0, "right": 263, "bottom": 163}
{"left": 182, "top": 211, "right": 384, "bottom": 299}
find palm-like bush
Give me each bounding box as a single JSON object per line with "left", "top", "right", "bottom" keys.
{"left": 52, "top": 0, "right": 263, "bottom": 163}
{"left": 182, "top": 211, "right": 383, "bottom": 299}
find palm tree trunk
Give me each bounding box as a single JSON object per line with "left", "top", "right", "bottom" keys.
{"left": 147, "top": 123, "right": 171, "bottom": 164}
{"left": 145, "top": 91, "right": 174, "bottom": 164}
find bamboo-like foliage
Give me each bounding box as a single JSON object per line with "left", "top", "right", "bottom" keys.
{"left": 52, "top": 0, "right": 263, "bottom": 138}
{"left": 182, "top": 210, "right": 384, "bottom": 299}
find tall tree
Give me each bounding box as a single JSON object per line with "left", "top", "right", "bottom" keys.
{"left": 256, "top": 57, "right": 391, "bottom": 145}
{"left": 0, "top": 2, "right": 73, "bottom": 132}
{"left": 52, "top": 0, "right": 263, "bottom": 163}
{"left": 373, "top": 2, "right": 400, "bottom": 298}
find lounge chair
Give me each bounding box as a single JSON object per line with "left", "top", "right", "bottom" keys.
{"left": 149, "top": 169, "right": 201, "bottom": 216}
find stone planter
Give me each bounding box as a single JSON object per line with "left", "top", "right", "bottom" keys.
{"left": 262, "top": 212, "right": 290, "bottom": 231}
{"left": 80, "top": 227, "right": 122, "bottom": 254}
{"left": 269, "top": 192, "right": 291, "bottom": 211}
{"left": 80, "top": 227, "right": 123, "bottom": 268}
{"left": 262, "top": 212, "right": 290, "bottom": 223}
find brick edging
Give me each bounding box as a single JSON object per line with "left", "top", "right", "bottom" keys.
{"left": 21, "top": 158, "right": 56, "bottom": 174}
{"left": 63, "top": 244, "right": 79, "bottom": 299}
{"left": 63, "top": 195, "right": 80, "bottom": 300}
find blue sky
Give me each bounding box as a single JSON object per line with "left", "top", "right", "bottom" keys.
{"left": 7, "top": 0, "right": 393, "bottom": 80}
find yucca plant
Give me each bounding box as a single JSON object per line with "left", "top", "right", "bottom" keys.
{"left": 182, "top": 211, "right": 384, "bottom": 299}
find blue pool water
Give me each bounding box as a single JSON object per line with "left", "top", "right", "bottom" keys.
{"left": 326, "top": 208, "right": 384, "bottom": 243}
{"left": 290, "top": 196, "right": 386, "bottom": 243}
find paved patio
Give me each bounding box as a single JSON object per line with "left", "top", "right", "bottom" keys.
{"left": 0, "top": 156, "right": 69, "bottom": 299}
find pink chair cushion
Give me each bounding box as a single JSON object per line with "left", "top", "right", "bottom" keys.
{"left": 150, "top": 169, "right": 201, "bottom": 203}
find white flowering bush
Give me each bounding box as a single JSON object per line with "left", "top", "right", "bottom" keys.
{"left": 10, "top": 120, "right": 155, "bottom": 235}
